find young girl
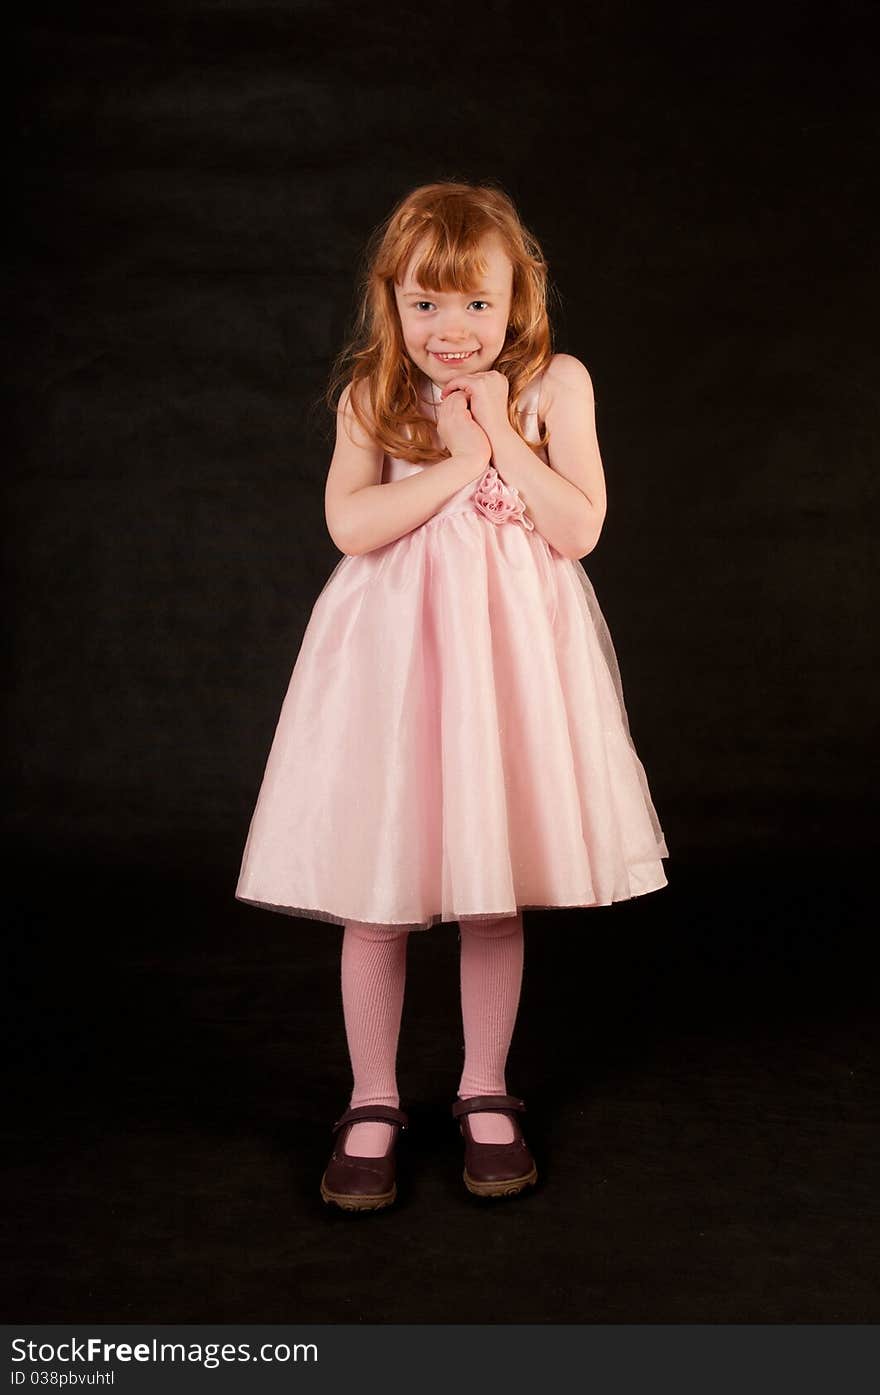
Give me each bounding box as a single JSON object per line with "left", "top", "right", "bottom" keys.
{"left": 235, "top": 180, "right": 669, "bottom": 1211}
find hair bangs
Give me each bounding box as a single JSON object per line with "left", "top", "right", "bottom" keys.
{"left": 399, "top": 221, "right": 494, "bottom": 295}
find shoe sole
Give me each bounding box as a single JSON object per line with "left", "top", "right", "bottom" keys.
{"left": 463, "top": 1164, "right": 538, "bottom": 1198}
{"left": 319, "top": 1174, "right": 397, "bottom": 1211}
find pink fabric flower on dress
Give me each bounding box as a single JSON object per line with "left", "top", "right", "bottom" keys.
{"left": 472, "top": 465, "right": 535, "bottom": 531}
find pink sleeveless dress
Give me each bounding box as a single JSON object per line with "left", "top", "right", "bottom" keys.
{"left": 235, "top": 366, "right": 669, "bottom": 930}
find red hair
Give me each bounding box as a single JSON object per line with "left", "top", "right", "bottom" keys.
{"left": 326, "top": 180, "right": 554, "bottom": 464}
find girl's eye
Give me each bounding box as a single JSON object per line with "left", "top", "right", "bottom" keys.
{"left": 412, "top": 300, "right": 490, "bottom": 311}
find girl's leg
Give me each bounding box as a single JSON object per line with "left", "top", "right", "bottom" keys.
{"left": 457, "top": 911, "right": 524, "bottom": 1143}
{"left": 340, "top": 919, "right": 410, "bottom": 1156}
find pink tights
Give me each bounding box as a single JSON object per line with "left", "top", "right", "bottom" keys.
{"left": 340, "top": 913, "right": 524, "bottom": 1156}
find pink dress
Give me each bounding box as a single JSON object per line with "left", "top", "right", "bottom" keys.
{"left": 235, "top": 366, "right": 669, "bottom": 930}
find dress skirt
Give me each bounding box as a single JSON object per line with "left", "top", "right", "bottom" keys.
{"left": 235, "top": 480, "right": 669, "bottom": 931}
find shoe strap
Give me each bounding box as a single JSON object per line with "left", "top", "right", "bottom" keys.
{"left": 331, "top": 1104, "right": 408, "bottom": 1134}
{"left": 452, "top": 1094, "right": 526, "bottom": 1119}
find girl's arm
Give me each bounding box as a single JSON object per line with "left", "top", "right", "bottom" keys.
{"left": 487, "top": 355, "right": 607, "bottom": 560}
{"left": 325, "top": 383, "right": 489, "bottom": 556}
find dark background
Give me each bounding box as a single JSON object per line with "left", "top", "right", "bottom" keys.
{"left": 4, "top": 0, "right": 878, "bottom": 1324}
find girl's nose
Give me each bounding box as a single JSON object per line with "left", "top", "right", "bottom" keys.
{"left": 439, "top": 310, "right": 468, "bottom": 332}
{"left": 440, "top": 322, "right": 470, "bottom": 342}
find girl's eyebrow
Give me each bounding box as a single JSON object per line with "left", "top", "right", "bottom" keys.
{"left": 402, "top": 287, "right": 500, "bottom": 297}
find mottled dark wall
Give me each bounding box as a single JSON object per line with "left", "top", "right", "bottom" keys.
{"left": 9, "top": 0, "right": 877, "bottom": 862}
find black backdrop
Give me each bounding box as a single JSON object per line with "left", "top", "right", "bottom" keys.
{"left": 5, "top": 0, "right": 878, "bottom": 1326}
{"left": 10, "top": 1, "right": 877, "bottom": 858}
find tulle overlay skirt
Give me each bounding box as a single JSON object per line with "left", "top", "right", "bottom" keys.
{"left": 235, "top": 504, "right": 669, "bottom": 930}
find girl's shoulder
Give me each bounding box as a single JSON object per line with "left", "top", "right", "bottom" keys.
{"left": 337, "top": 376, "right": 381, "bottom": 449}
{"left": 339, "top": 375, "right": 374, "bottom": 417}
{"left": 537, "top": 353, "right": 595, "bottom": 421}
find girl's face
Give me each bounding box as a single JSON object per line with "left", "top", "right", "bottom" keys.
{"left": 393, "top": 232, "right": 514, "bottom": 386}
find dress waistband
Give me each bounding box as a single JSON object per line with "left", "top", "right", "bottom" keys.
{"left": 424, "top": 501, "right": 480, "bottom": 526}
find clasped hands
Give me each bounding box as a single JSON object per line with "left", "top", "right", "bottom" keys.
{"left": 439, "top": 368, "right": 512, "bottom": 445}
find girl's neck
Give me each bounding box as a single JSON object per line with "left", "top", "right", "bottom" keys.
{"left": 415, "top": 367, "right": 443, "bottom": 409}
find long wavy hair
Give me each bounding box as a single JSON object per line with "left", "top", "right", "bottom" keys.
{"left": 325, "top": 180, "right": 556, "bottom": 464}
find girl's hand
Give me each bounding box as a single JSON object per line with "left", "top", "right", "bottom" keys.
{"left": 439, "top": 369, "right": 511, "bottom": 442}
{"left": 436, "top": 388, "right": 492, "bottom": 470}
